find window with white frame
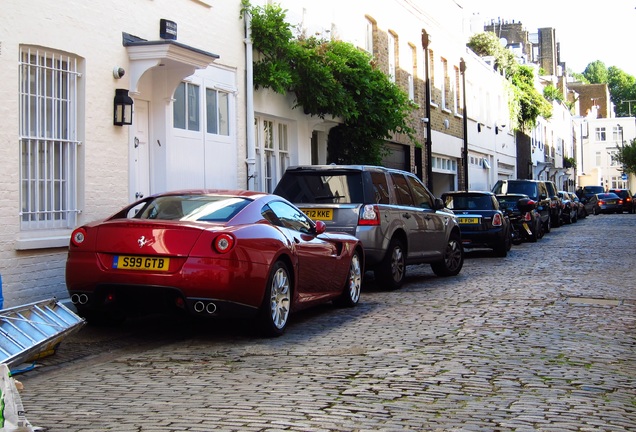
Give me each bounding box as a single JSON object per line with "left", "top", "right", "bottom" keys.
{"left": 408, "top": 44, "right": 416, "bottom": 101}
{"left": 387, "top": 32, "right": 396, "bottom": 82}
{"left": 173, "top": 82, "right": 200, "bottom": 131}
{"left": 595, "top": 127, "right": 606, "bottom": 142}
{"left": 440, "top": 57, "right": 448, "bottom": 110}
{"left": 19, "top": 46, "right": 80, "bottom": 230}
{"left": 364, "top": 17, "right": 374, "bottom": 54}
{"left": 612, "top": 125, "right": 623, "bottom": 143}
{"left": 609, "top": 149, "right": 619, "bottom": 166}
{"left": 206, "top": 88, "right": 230, "bottom": 135}
{"left": 255, "top": 118, "right": 290, "bottom": 193}
{"left": 610, "top": 176, "right": 627, "bottom": 189}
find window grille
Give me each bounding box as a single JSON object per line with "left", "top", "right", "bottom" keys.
{"left": 19, "top": 47, "right": 81, "bottom": 230}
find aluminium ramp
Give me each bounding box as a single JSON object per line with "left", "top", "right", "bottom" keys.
{"left": 0, "top": 298, "right": 85, "bottom": 368}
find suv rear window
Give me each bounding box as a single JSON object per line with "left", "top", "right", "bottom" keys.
{"left": 493, "top": 181, "right": 538, "bottom": 198}
{"left": 274, "top": 172, "right": 365, "bottom": 204}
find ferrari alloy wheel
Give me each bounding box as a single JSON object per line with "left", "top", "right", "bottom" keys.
{"left": 431, "top": 232, "right": 464, "bottom": 277}
{"left": 335, "top": 250, "right": 362, "bottom": 307}
{"left": 260, "top": 261, "right": 291, "bottom": 337}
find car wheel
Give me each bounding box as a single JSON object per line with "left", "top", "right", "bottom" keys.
{"left": 431, "top": 232, "right": 464, "bottom": 277}
{"left": 544, "top": 215, "right": 551, "bottom": 234}
{"left": 259, "top": 261, "right": 291, "bottom": 337}
{"left": 529, "top": 222, "right": 539, "bottom": 242}
{"left": 594, "top": 206, "right": 599, "bottom": 215}
{"left": 375, "top": 238, "right": 406, "bottom": 290}
{"left": 334, "top": 249, "right": 362, "bottom": 307}
{"left": 494, "top": 232, "right": 509, "bottom": 257}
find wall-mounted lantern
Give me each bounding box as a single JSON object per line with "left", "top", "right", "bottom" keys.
{"left": 113, "top": 89, "right": 134, "bottom": 126}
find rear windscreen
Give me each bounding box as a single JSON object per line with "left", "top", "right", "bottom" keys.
{"left": 274, "top": 172, "right": 364, "bottom": 204}
{"left": 495, "top": 182, "right": 537, "bottom": 198}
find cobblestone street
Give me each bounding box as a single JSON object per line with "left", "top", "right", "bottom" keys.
{"left": 18, "top": 213, "right": 636, "bottom": 431}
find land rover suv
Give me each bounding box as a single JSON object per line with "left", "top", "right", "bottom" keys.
{"left": 273, "top": 165, "right": 464, "bottom": 289}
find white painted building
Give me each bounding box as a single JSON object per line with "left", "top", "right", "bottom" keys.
{"left": 1, "top": 0, "right": 246, "bottom": 306}
{"left": 577, "top": 116, "right": 636, "bottom": 192}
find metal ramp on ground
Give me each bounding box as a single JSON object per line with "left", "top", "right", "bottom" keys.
{"left": 0, "top": 298, "right": 85, "bottom": 368}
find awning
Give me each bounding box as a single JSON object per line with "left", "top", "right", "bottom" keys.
{"left": 122, "top": 32, "right": 220, "bottom": 93}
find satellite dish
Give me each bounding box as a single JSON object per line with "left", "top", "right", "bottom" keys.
{"left": 499, "top": 37, "right": 508, "bottom": 47}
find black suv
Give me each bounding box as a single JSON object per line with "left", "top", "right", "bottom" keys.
{"left": 274, "top": 165, "right": 464, "bottom": 289}
{"left": 492, "top": 179, "right": 552, "bottom": 233}
{"left": 608, "top": 188, "right": 634, "bottom": 213}
{"left": 543, "top": 180, "right": 563, "bottom": 228}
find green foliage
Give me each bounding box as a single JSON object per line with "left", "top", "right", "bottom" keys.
{"left": 242, "top": 1, "right": 418, "bottom": 164}
{"left": 613, "top": 138, "right": 636, "bottom": 175}
{"left": 543, "top": 84, "right": 564, "bottom": 103}
{"left": 467, "top": 33, "right": 551, "bottom": 131}
{"left": 583, "top": 60, "right": 609, "bottom": 84}
{"left": 608, "top": 66, "right": 636, "bottom": 117}
{"left": 467, "top": 32, "right": 518, "bottom": 78}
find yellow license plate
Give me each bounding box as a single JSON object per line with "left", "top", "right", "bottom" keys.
{"left": 458, "top": 217, "right": 479, "bottom": 224}
{"left": 300, "top": 208, "right": 333, "bottom": 221}
{"left": 112, "top": 255, "right": 170, "bottom": 271}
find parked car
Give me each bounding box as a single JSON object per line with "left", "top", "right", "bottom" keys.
{"left": 496, "top": 193, "right": 543, "bottom": 243}
{"left": 544, "top": 180, "right": 563, "bottom": 227}
{"left": 441, "top": 191, "right": 512, "bottom": 257}
{"left": 492, "top": 180, "right": 552, "bottom": 234}
{"left": 570, "top": 192, "right": 588, "bottom": 219}
{"left": 608, "top": 189, "right": 634, "bottom": 213}
{"left": 558, "top": 191, "right": 578, "bottom": 224}
{"left": 584, "top": 192, "right": 624, "bottom": 215}
{"left": 66, "top": 190, "right": 364, "bottom": 336}
{"left": 577, "top": 185, "right": 605, "bottom": 203}
{"left": 273, "top": 165, "right": 464, "bottom": 289}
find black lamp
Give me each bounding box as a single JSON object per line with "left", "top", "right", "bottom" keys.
{"left": 113, "top": 89, "right": 134, "bottom": 126}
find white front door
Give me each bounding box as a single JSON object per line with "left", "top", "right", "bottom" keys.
{"left": 131, "top": 100, "right": 150, "bottom": 202}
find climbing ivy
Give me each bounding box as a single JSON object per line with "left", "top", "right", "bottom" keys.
{"left": 241, "top": 1, "right": 418, "bottom": 164}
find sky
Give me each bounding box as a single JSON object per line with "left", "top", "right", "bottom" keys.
{"left": 464, "top": 1, "right": 636, "bottom": 77}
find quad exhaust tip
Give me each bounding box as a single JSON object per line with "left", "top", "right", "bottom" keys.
{"left": 194, "top": 301, "right": 217, "bottom": 314}
{"left": 70, "top": 293, "right": 89, "bottom": 305}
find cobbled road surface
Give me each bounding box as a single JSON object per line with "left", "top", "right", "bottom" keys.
{"left": 18, "top": 213, "right": 636, "bottom": 431}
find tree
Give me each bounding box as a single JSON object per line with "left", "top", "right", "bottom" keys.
{"left": 608, "top": 66, "right": 636, "bottom": 117}
{"left": 467, "top": 32, "right": 552, "bottom": 131}
{"left": 613, "top": 138, "right": 636, "bottom": 175}
{"left": 242, "top": 1, "right": 418, "bottom": 164}
{"left": 583, "top": 60, "right": 609, "bottom": 84}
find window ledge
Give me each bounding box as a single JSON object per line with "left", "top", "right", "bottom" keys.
{"left": 16, "top": 232, "right": 71, "bottom": 250}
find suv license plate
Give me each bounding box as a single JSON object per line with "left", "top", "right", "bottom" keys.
{"left": 112, "top": 255, "right": 170, "bottom": 271}
{"left": 300, "top": 208, "right": 333, "bottom": 221}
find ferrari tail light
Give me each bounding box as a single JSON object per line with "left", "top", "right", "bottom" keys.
{"left": 358, "top": 205, "right": 380, "bottom": 226}
{"left": 71, "top": 228, "right": 87, "bottom": 247}
{"left": 492, "top": 213, "right": 503, "bottom": 226}
{"left": 213, "top": 233, "right": 235, "bottom": 254}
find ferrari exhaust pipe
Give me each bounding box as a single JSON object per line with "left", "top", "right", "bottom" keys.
{"left": 71, "top": 294, "right": 89, "bottom": 305}
{"left": 193, "top": 301, "right": 217, "bottom": 314}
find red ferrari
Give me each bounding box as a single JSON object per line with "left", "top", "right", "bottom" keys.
{"left": 66, "top": 190, "right": 364, "bottom": 336}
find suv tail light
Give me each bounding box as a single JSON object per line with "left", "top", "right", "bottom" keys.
{"left": 358, "top": 204, "right": 380, "bottom": 226}
{"left": 492, "top": 213, "right": 503, "bottom": 226}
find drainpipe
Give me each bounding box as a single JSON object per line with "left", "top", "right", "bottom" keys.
{"left": 421, "top": 29, "right": 432, "bottom": 190}
{"left": 244, "top": 12, "right": 256, "bottom": 190}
